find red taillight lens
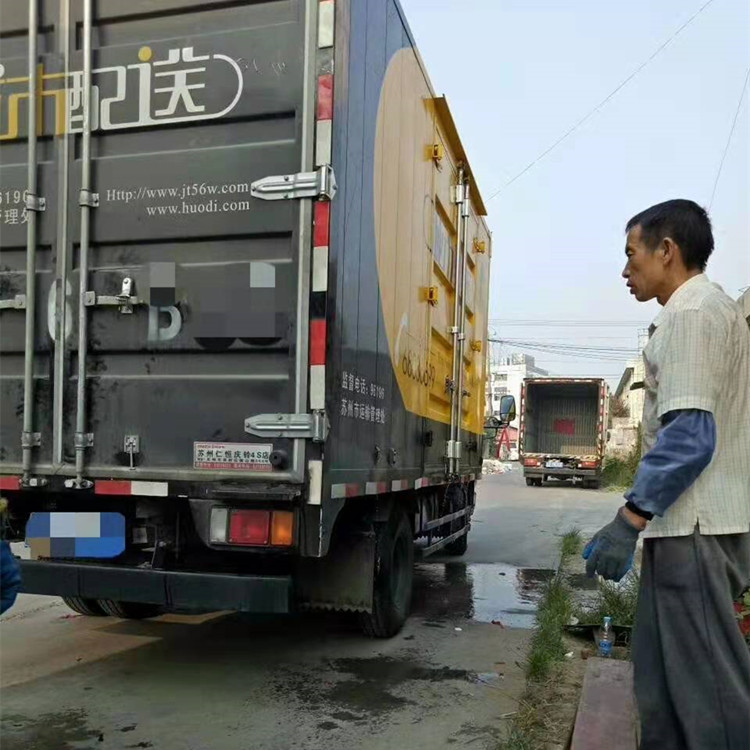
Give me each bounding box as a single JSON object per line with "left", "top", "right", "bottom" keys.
{"left": 229, "top": 510, "right": 270, "bottom": 545}
{"left": 523, "top": 458, "right": 539, "bottom": 467}
{"left": 579, "top": 461, "right": 599, "bottom": 469}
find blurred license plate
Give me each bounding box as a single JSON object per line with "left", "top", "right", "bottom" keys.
{"left": 25, "top": 512, "right": 126, "bottom": 559}
{"left": 546, "top": 460, "right": 564, "bottom": 468}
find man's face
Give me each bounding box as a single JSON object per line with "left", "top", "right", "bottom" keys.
{"left": 622, "top": 225, "right": 666, "bottom": 302}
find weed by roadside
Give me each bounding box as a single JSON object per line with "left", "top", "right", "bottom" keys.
{"left": 560, "top": 528, "right": 582, "bottom": 560}
{"left": 575, "top": 572, "right": 640, "bottom": 628}
{"left": 500, "top": 532, "right": 579, "bottom": 749}
{"left": 602, "top": 424, "right": 642, "bottom": 490}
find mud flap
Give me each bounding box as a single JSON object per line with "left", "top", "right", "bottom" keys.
{"left": 296, "top": 530, "right": 376, "bottom": 612}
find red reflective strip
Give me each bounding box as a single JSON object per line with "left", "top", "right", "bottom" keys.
{"left": 95, "top": 480, "right": 131, "bottom": 496}
{"left": 310, "top": 319, "right": 327, "bottom": 365}
{"left": 314, "top": 201, "right": 331, "bottom": 247}
{"left": 317, "top": 74, "right": 334, "bottom": 120}
{"left": 0, "top": 476, "right": 21, "bottom": 491}
{"left": 345, "top": 484, "right": 360, "bottom": 498}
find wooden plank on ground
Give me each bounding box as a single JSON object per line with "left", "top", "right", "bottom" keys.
{"left": 570, "top": 657, "right": 638, "bottom": 750}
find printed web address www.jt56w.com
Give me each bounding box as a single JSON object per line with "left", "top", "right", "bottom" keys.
{"left": 104, "top": 182, "right": 252, "bottom": 216}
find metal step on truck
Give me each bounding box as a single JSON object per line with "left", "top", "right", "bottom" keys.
{"left": 0, "top": 0, "right": 511, "bottom": 637}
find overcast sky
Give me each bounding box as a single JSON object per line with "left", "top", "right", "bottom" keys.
{"left": 401, "top": 0, "right": 750, "bottom": 383}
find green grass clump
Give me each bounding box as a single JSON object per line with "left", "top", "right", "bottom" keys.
{"left": 576, "top": 572, "right": 640, "bottom": 627}
{"left": 560, "top": 528, "right": 582, "bottom": 560}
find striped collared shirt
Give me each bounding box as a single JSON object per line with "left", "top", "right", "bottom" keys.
{"left": 640, "top": 274, "right": 750, "bottom": 538}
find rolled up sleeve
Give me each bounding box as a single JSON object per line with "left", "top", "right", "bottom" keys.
{"left": 625, "top": 409, "right": 716, "bottom": 517}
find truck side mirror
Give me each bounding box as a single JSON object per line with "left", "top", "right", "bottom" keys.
{"left": 498, "top": 395, "right": 516, "bottom": 426}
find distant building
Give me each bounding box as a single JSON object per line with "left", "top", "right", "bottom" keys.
{"left": 613, "top": 329, "right": 649, "bottom": 427}
{"left": 609, "top": 330, "right": 649, "bottom": 456}
{"left": 486, "top": 353, "right": 548, "bottom": 429}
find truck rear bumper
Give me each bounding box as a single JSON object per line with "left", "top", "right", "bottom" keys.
{"left": 19, "top": 560, "right": 291, "bottom": 614}
{"left": 524, "top": 468, "right": 598, "bottom": 479}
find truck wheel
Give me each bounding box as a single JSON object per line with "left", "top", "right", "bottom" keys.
{"left": 443, "top": 484, "right": 469, "bottom": 556}
{"left": 98, "top": 600, "right": 162, "bottom": 620}
{"left": 61, "top": 596, "right": 107, "bottom": 617}
{"left": 358, "top": 508, "right": 414, "bottom": 638}
{"left": 444, "top": 530, "right": 469, "bottom": 556}
{"left": 585, "top": 480, "right": 600, "bottom": 490}
{"left": 525, "top": 478, "right": 535, "bottom": 487}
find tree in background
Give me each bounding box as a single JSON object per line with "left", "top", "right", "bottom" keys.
{"left": 610, "top": 396, "right": 630, "bottom": 419}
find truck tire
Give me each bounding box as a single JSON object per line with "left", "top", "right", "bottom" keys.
{"left": 525, "top": 477, "right": 535, "bottom": 487}
{"left": 443, "top": 483, "right": 469, "bottom": 556}
{"left": 97, "top": 600, "right": 162, "bottom": 620}
{"left": 61, "top": 596, "right": 107, "bottom": 617}
{"left": 358, "top": 508, "right": 414, "bottom": 638}
{"left": 444, "top": 530, "right": 469, "bottom": 556}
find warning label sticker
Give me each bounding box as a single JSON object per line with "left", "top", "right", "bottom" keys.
{"left": 194, "top": 442, "right": 273, "bottom": 471}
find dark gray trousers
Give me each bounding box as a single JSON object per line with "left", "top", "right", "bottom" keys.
{"left": 632, "top": 529, "right": 750, "bottom": 750}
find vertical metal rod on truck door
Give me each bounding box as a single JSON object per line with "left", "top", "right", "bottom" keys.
{"left": 73, "top": 0, "right": 94, "bottom": 486}
{"left": 291, "top": 0, "right": 318, "bottom": 481}
{"left": 455, "top": 178, "right": 471, "bottom": 475}
{"left": 448, "top": 167, "right": 466, "bottom": 475}
{"left": 52, "top": 0, "right": 71, "bottom": 466}
{"left": 21, "top": 0, "right": 41, "bottom": 480}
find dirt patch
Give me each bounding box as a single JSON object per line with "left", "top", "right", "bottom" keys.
{"left": 1, "top": 708, "right": 102, "bottom": 750}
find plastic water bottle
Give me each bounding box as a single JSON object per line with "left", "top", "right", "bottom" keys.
{"left": 597, "top": 616, "right": 615, "bottom": 658}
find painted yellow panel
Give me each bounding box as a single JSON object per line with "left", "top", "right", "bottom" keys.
{"left": 374, "top": 48, "right": 491, "bottom": 435}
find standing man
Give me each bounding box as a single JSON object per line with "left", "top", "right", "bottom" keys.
{"left": 584, "top": 199, "right": 750, "bottom": 749}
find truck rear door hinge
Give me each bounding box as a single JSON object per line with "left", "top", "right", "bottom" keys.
{"left": 0, "top": 294, "right": 26, "bottom": 311}
{"left": 23, "top": 191, "right": 46, "bottom": 212}
{"left": 250, "top": 165, "right": 337, "bottom": 202}
{"left": 445, "top": 440, "right": 462, "bottom": 460}
{"left": 244, "top": 411, "right": 329, "bottom": 443}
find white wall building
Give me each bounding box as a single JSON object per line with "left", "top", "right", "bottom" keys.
{"left": 485, "top": 353, "right": 548, "bottom": 429}
{"left": 613, "top": 329, "right": 649, "bottom": 427}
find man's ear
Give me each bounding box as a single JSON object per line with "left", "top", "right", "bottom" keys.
{"left": 660, "top": 236, "right": 678, "bottom": 266}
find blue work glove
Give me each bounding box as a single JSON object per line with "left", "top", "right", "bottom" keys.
{"left": 583, "top": 509, "right": 640, "bottom": 582}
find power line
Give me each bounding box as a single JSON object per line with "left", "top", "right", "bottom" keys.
{"left": 709, "top": 65, "right": 750, "bottom": 209}
{"left": 496, "top": 340, "right": 637, "bottom": 354}
{"left": 489, "top": 319, "right": 649, "bottom": 327}
{"left": 491, "top": 334, "right": 637, "bottom": 341}
{"left": 486, "top": 0, "right": 718, "bottom": 201}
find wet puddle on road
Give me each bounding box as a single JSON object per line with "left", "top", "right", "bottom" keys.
{"left": 411, "top": 563, "right": 555, "bottom": 628}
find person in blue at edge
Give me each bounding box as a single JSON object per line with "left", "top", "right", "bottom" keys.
{"left": 1, "top": 538, "right": 22, "bottom": 615}
{"left": 584, "top": 200, "right": 750, "bottom": 750}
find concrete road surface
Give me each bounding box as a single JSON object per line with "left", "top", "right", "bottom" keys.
{"left": 0, "top": 465, "right": 621, "bottom": 750}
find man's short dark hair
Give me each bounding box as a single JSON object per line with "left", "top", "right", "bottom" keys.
{"left": 625, "top": 199, "right": 714, "bottom": 271}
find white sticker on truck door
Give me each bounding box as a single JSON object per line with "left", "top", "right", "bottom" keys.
{"left": 194, "top": 442, "right": 273, "bottom": 471}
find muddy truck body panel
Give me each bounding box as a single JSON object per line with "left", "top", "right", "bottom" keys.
{"left": 519, "top": 379, "right": 608, "bottom": 488}
{"left": 0, "top": 0, "right": 491, "bottom": 632}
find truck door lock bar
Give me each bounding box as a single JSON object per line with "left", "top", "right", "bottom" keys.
{"left": 84, "top": 277, "right": 144, "bottom": 315}
{"left": 250, "top": 165, "right": 337, "bottom": 202}
{"left": 245, "top": 412, "right": 329, "bottom": 444}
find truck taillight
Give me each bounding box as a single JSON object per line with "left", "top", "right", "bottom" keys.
{"left": 229, "top": 510, "right": 270, "bottom": 545}
{"left": 271, "top": 511, "right": 294, "bottom": 546}
{"left": 210, "top": 508, "right": 294, "bottom": 547}
{"left": 579, "top": 460, "right": 599, "bottom": 469}
{"left": 523, "top": 458, "right": 539, "bottom": 467}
